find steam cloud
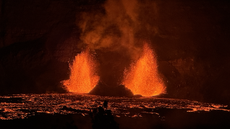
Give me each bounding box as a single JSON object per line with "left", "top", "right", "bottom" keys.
{"left": 77, "top": 0, "right": 158, "bottom": 60}
{"left": 74, "top": 0, "right": 161, "bottom": 92}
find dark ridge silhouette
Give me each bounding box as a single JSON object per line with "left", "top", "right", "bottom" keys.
{"left": 89, "top": 81, "right": 133, "bottom": 97}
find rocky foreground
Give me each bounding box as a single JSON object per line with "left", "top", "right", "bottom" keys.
{"left": 0, "top": 93, "right": 229, "bottom": 129}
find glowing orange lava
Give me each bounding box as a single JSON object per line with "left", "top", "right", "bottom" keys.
{"left": 62, "top": 49, "right": 99, "bottom": 93}
{"left": 122, "top": 43, "right": 166, "bottom": 96}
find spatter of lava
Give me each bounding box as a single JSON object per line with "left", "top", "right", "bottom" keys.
{"left": 122, "top": 43, "right": 166, "bottom": 96}
{"left": 62, "top": 49, "right": 99, "bottom": 93}
{"left": 0, "top": 93, "right": 229, "bottom": 120}
{"left": 62, "top": 42, "right": 165, "bottom": 97}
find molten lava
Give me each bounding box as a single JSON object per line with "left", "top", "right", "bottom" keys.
{"left": 63, "top": 49, "right": 99, "bottom": 93}
{"left": 122, "top": 43, "right": 166, "bottom": 96}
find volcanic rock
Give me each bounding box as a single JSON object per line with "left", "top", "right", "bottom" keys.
{"left": 89, "top": 81, "right": 133, "bottom": 97}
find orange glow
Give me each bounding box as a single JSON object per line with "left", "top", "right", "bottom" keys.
{"left": 63, "top": 49, "right": 99, "bottom": 93}
{"left": 122, "top": 43, "right": 166, "bottom": 96}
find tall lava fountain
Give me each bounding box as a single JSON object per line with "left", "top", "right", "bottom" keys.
{"left": 122, "top": 43, "right": 166, "bottom": 96}
{"left": 62, "top": 49, "right": 99, "bottom": 93}
{"left": 62, "top": 0, "right": 166, "bottom": 96}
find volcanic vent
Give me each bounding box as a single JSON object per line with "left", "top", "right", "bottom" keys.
{"left": 62, "top": 0, "right": 166, "bottom": 97}
{"left": 62, "top": 49, "right": 99, "bottom": 93}
{"left": 122, "top": 43, "right": 166, "bottom": 96}
{"left": 62, "top": 42, "right": 165, "bottom": 97}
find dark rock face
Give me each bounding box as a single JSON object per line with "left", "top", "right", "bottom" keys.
{"left": 0, "top": 38, "right": 69, "bottom": 94}
{"left": 0, "top": 0, "right": 106, "bottom": 94}
{"left": 90, "top": 81, "right": 133, "bottom": 97}
{"left": 153, "top": 1, "right": 230, "bottom": 105}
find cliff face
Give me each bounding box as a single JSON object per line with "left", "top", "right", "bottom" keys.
{"left": 154, "top": 1, "right": 230, "bottom": 104}
{"left": 0, "top": 0, "right": 85, "bottom": 94}
{"left": 0, "top": 0, "right": 230, "bottom": 104}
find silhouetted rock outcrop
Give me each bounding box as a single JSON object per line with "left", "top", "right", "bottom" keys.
{"left": 90, "top": 81, "right": 133, "bottom": 97}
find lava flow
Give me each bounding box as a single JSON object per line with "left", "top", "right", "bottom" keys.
{"left": 62, "top": 49, "right": 99, "bottom": 93}
{"left": 122, "top": 43, "right": 166, "bottom": 96}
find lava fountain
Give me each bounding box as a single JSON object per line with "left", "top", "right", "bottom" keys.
{"left": 62, "top": 49, "right": 99, "bottom": 93}
{"left": 122, "top": 43, "right": 166, "bottom": 96}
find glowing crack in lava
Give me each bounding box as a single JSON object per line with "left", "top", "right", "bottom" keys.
{"left": 122, "top": 43, "right": 166, "bottom": 96}
{"left": 62, "top": 49, "right": 99, "bottom": 93}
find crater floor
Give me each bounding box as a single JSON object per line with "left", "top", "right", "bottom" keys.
{"left": 0, "top": 93, "right": 230, "bottom": 129}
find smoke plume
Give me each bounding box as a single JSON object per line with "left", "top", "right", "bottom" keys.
{"left": 77, "top": 0, "right": 158, "bottom": 60}
{"left": 74, "top": 0, "right": 160, "bottom": 95}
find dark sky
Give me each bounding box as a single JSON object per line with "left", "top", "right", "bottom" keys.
{"left": 0, "top": 0, "right": 230, "bottom": 104}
